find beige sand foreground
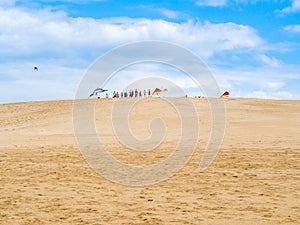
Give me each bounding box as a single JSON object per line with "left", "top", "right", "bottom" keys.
{"left": 0, "top": 98, "right": 299, "bottom": 224}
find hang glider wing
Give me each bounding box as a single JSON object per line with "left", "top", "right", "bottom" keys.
{"left": 221, "top": 91, "right": 230, "bottom": 98}
{"left": 151, "top": 88, "right": 168, "bottom": 96}
{"left": 89, "top": 88, "right": 108, "bottom": 98}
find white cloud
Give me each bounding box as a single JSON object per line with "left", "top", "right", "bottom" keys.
{"left": 250, "top": 91, "right": 295, "bottom": 99}
{"left": 157, "top": 8, "right": 184, "bottom": 19}
{"left": 283, "top": 24, "right": 300, "bottom": 32}
{"left": 1, "top": 4, "right": 298, "bottom": 102}
{"left": 257, "top": 54, "right": 282, "bottom": 67}
{"left": 0, "top": 7, "right": 264, "bottom": 62}
{"left": 266, "top": 81, "right": 285, "bottom": 90}
{"left": 196, "top": 0, "right": 227, "bottom": 7}
{"left": 281, "top": 0, "right": 300, "bottom": 13}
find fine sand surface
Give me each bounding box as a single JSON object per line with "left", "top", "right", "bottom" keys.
{"left": 0, "top": 98, "right": 299, "bottom": 224}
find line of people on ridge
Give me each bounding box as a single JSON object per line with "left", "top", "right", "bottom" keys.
{"left": 110, "top": 89, "right": 152, "bottom": 98}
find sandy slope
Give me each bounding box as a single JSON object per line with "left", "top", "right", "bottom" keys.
{"left": 0, "top": 98, "right": 299, "bottom": 224}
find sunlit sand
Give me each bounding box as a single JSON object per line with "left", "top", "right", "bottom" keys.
{"left": 0, "top": 98, "right": 299, "bottom": 224}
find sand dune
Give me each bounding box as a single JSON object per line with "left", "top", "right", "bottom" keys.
{"left": 0, "top": 98, "right": 299, "bottom": 224}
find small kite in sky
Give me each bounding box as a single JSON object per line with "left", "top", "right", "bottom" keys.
{"left": 151, "top": 88, "right": 168, "bottom": 96}
{"left": 34, "top": 66, "right": 38, "bottom": 71}
{"left": 89, "top": 87, "right": 108, "bottom": 98}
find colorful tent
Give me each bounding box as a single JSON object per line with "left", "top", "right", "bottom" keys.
{"left": 151, "top": 88, "right": 168, "bottom": 96}
{"left": 221, "top": 91, "right": 230, "bottom": 98}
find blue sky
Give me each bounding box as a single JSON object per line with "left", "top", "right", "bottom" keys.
{"left": 0, "top": 0, "right": 300, "bottom": 103}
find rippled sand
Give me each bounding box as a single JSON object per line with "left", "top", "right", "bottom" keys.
{"left": 0, "top": 98, "right": 299, "bottom": 224}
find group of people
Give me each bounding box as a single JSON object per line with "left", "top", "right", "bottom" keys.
{"left": 110, "top": 89, "right": 152, "bottom": 98}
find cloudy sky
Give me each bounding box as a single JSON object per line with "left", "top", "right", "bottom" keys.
{"left": 0, "top": 0, "right": 299, "bottom": 103}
